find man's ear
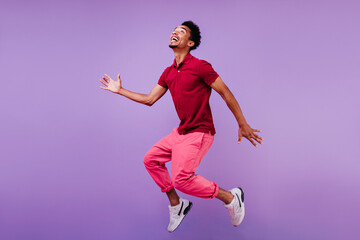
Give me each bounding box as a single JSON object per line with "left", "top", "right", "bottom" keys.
{"left": 188, "top": 41, "right": 194, "bottom": 48}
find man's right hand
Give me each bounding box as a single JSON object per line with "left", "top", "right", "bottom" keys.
{"left": 100, "top": 73, "right": 122, "bottom": 94}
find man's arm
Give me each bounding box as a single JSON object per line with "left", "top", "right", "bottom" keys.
{"left": 100, "top": 73, "right": 167, "bottom": 106}
{"left": 210, "top": 76, "right": 263, "bottom": 147}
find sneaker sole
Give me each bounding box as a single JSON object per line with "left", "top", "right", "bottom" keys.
{"left": 168, "top": 201, "right": 193, "bottom": 233}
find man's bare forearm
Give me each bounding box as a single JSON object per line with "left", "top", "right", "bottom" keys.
{"left": 100, "top": 74, "right": 166, "bottom": 106}
{"left": 220, "top": 89, "right": 248, "bottom": 127}
{"left": 210, "top": 77, "right": 262, "bottom": 145}
{"left": 117, "top": 84, "right": 167, "bottom": 106}
{"left": 118, "top": 88, "right": 152, "bottom": 106}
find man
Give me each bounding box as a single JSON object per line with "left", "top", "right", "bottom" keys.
{"left": 99, "top": 21, "right": 263, "bottom": 232}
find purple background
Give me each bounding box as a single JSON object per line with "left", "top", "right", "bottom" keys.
{"left": 1, "top": 0, "right": 359, "bottom": 239}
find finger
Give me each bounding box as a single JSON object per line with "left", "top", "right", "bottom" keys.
{"left": 253, "top": 129, "right": 262, "bottom": 132}
{"left": 100, "top": 79, "right": 108, "bottom": 86}
{"left": 104, "top": 73, "right": 113, "bottom": 81}
{"left": 102, "top": 76, "right": 109, "bottom": 83}
{"left": 254, "top": 137, "right": 263, "bottom": 144}
{"left": 248, "top": 138, "right": 258, "bottom": 147}
{"left": 238, "top": 130, "right": 242, "bottom": 144}
{"left": 245, "top": 136, "right": 257, "bottom": 147}
{"left": 117, "top": 73, "right": 121, "bottom": 81}
{"left": 253, "top": 133, "right": 264, "bottom": 141}
{"left": 99, "top": 86, "right": 108, "bottom": 90}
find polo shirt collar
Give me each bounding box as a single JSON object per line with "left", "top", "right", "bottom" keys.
{"left": 172, "top": 52, "right": 193, "bottom": 68}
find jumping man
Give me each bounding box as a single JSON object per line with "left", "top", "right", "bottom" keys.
{"left": 99, "top": 21, "right": 263, "bottom": 232}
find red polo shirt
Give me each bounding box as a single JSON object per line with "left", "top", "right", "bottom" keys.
{"left": 157, "top": 53, "right": 219, "bottom": 135}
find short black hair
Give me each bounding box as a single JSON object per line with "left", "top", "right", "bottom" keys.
{"left": 181, "top": 21, "right": 201, "bottom": 51}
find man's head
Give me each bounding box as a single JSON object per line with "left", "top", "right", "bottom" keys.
{"left": 169, "top": 21, "right": 201, "bottom": 52}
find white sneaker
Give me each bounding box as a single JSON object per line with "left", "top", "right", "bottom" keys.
{"left": 167, "top": 198, "right": 193, "bottom": 232}
{"left": 224, "top": 187, "right": 245, "bottom": 226}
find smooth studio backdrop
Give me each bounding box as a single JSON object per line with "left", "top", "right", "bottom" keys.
{"left": 1, "top": 0, "right": 359, "bottom": 239}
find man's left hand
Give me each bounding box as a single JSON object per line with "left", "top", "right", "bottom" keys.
{"left": 238, "top": 124, "right": 263, "bottom": 147}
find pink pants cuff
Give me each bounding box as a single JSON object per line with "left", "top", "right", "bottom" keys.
{"left": 210, "top": 182, "right": 219, "bottom": 199}
{"left": 161, "top": 185, "right": 174, "bottom": 193}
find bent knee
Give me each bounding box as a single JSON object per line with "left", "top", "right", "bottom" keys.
{"left": 143, "top": 152, "right": 154, "bottom": 167}
{"left": 143, "top": 150, "right": 162, "bottom": 168}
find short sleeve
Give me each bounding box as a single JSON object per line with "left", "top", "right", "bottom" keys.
{"left": 199, "top": 60, "right": 219, "bottom": 86}
{"left": 157, "top": 68, "right": 168, "bottom": 89}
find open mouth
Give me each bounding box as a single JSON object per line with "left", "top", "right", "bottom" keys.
{"left": 170, "top": 36, "right": 179, "bottom": 44}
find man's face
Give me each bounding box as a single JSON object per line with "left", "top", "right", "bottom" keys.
{"left": 169, "top": 25, "right": 194, "bottom": 49}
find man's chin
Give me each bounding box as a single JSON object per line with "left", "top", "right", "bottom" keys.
{"left": 169, "top": 44, "right": 177, "bottom": 49}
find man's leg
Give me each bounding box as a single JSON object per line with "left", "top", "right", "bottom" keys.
{"left": 143, "top": 136, "right": 181, "bottom": 206}
{"left": 171, "top": 131, "right": 219, "bottom": 198}
{"left": 216, "top": 188, "right": 235, "bottom": 204}
{"left": 171, "top": 131, "right": 245, "bottom": 227}
{"left": 143, "top": 129, "right": 177, "bottom": 194}
{"left": 166, "top": 188, "right": 180, "bottom": 206}
{"left": 143, "top": 128, "right": 193, "bottom": 232}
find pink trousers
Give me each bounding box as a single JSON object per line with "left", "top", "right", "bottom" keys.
{"left": 143, "top": 128, "right": 219, "bottom": 199}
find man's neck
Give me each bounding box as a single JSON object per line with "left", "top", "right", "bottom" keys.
{"left": 173, "top": 49, "right": 190, "bottom": 66}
